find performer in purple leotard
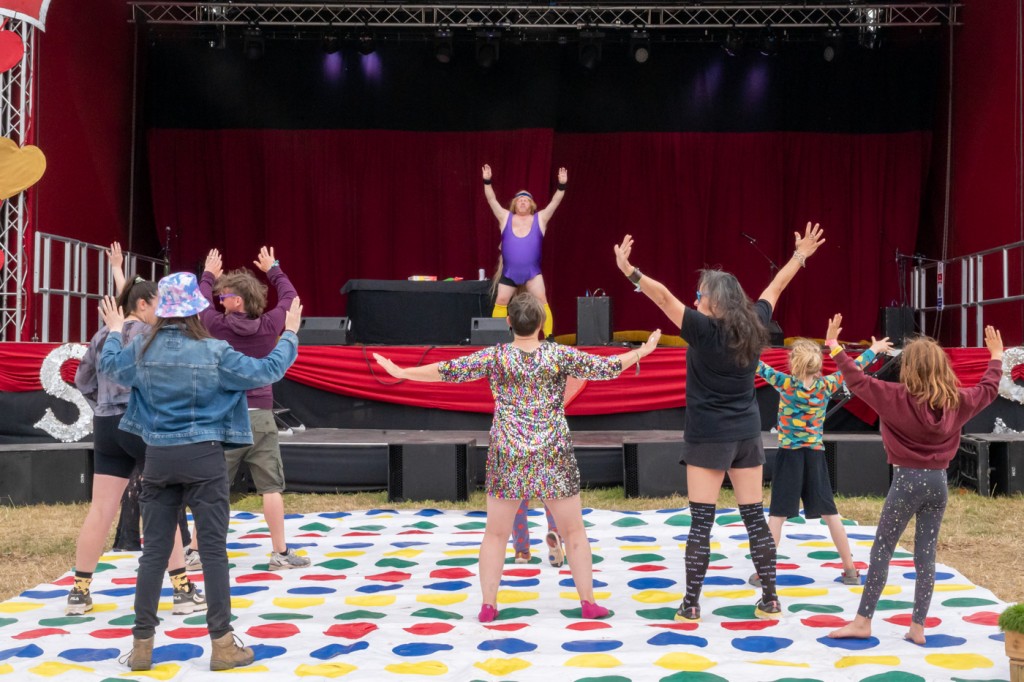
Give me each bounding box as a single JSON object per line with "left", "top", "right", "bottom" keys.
{"left": 481, "top": 163, "right": 567, "bottom": 338}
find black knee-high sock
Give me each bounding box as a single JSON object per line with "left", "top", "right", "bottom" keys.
{"left": 683, "top": 502, "right": 716, "bottom": 609}
{"left": 740, "top": 502, "right": 778, "bottom": 603}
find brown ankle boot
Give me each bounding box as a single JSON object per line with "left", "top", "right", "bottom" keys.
{"left": 123, "top": 636, "right": 153, "bottom": 671}
{"left": 209, "top": 632, "right": 254, "bottom": 671}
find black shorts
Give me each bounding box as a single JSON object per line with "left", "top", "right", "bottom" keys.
{"left": 93, "top": 414, "right": 147, "bottom": 478}
{"left": 768, "top": 446, "right": 838, "bottom": 519}
{"left": 681, "top": 436, "right": 765, "bottom": 471}
{"left": 498, "top": 275, "right": 520, "bottom": 288}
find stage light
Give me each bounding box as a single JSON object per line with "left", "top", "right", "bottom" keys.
{"left": 357, "top": 30, "right": 376, "bottom": 56}
{"left": 578, "top": 31, "right": 603, "bottom": 70}
{"left": 722, "top": 27, "right": 743, "bottom": 57}
{"left": 859, "top": 27, "right": 881, "bottom": 50}
{"left": 322, "top": 31, "right": 340, "bottom": 54}
{"left": 243, "top": 25, "right": 264, "bottom": 60}
{"left": 630, "top": 30, "right": 650, "bottom": 64}
{"left": 822, "top": 24, "right": 843, "bottom": 62}
{"left": 208, "top": 25, "right": 226, "bottom": 50}
{"left": 758, "top": 25, "right": 778, "bottom": 57}
{"left": 475, "top": 31, "right": 499, "bottom": 68}
{"left": 434, "top": 28, "right": 453, "bottom": 64}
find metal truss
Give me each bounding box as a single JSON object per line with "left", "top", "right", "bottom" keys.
{"left": 131, "top": 3, "right": 962, "bottom": 30}
{"left": 0, "top": 19, "right": 34, "bottom": 342}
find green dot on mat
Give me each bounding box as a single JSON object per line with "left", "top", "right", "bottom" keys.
{"left": 527, "top": 521, "right": 540, "bottom": 529}
{"left": 892, "top": 551, "right": 912, "bottom": 558}
{"left": 951, "top": 678, "right": 1007, "bottom": 682}
{"left": 875, "top": 600, "right": 914, "bottom": 611}
{"left": 584, "top": 520, "right": 596, "bottom": 528}
{"left": 185, "top": 613, "right": 234, "bottom": 625}
{"left": 768, "top": 678, "right": 824, "bottom": 682}
{"left": 496, "top": 607, "right": 538, "bottom": 620}
{"left": 808, "top": 551, "right": 841, "bottom": 560}
{"left": 411, "top": 608, "right": 463, "bottom": 620}
{"left": 715, "top": 514, "right": 742, "bottom": 525}
{"left": 613, "top": 517, "right": 649, "bottom": 528}
{"left": 786, "top": 516, "right": 806, "bottom": 524}
{"left": 787, "top": 603, "right": 844, "bottom": 614}
{"left": 39, "top": 616, "right": 95, "bottom": 627}
{"left": 93, "top": 562, "right": 117, "bottom": 573}
{"left": 942, "top": 597, "right": 998, "bottom": 608}
{"left": 260, "top": 613, "right": 314, "bottom": 621}
{"left": 712, "top": 604, "right": 757, "bottom": 620}
{"left": 592, "top": 554, "right": 604, "bottom": 564}
{"left": 0, "top": 618, "right": 16, "bottom": 628}
{"left": 561, "top": 607, "right": 615, "bottom": 619}
{"left": 298, "top": 522, "right": 332, "bottom": 532}
{"left": 665, "top": 514, "right": 692, "bottom": 527}
{"left": 378, "top": 558, "right": 419, "bottom": 568}
{"left": 108, "top": 614, "right": 137, "bottom": 626}
{"left": 437, "top": 558, "right": 478, "bottom": 567}
{"left": 859, "top": 673, "right": 925, "bottom": 682}
{"left": 708, "top": 553, "right": 728, "bottom": 562}
{"left": 622, "top": 553, "right": 665, "bottom": 563}
{"left": 334, "top": 610, "right": 387, "bottom": 620}
{"left": 637, "top": 607, "right": 678, "bottom": 620}
{"left": 456, "top": 522, "right": 486, "bottom": 530}
{"left": 350, "top": 524, "right": 385, "bottom": 531}
{"left": 505, "top": 555, "right": 540, "bottom": 565}
{"left": 660, "top": 671, "right": 730, "bottom": 682}
{"left": 840, "top": 519, "right": 857, "bottom": 526}
{"left": 405, "top": 521, "right": 438, "bottom": 530}
{"left": 318, "top": 558, "right": 357, "bottom": 570}
{"left": 575, "top": 676, "right": 632, "bottom": 682}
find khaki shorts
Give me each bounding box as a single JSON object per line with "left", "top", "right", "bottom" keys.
{"left": 225, "top": 409, "right": 285, "bottom": 494}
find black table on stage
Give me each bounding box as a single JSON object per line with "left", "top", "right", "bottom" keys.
{"left": 341, "top": 279, "right": 492, "bottom": 345}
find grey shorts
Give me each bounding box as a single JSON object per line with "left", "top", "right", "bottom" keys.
{"left": 681, "top": 435, "right": 765, "bottom": 471}
{"left": 225, "top": 409, "right": 285, "bottom": 494}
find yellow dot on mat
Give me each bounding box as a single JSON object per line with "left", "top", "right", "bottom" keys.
{"left": 384, "top": 549, "right": 423, "bottom": 558}
{"left": 417, "top": 593, "right": 467, "bottom": 605}
{"left": 705, "top": 589, "right": 757, "bottom": 600}
{"left": 384, "top": 661, "right": 449, "bottom": 676}
{"left": 933, "top": 584, "right": 974, "bottom": 592}
{"left": 442, "top": 548, "right": 479, "bottom": 557}
{"left": 0, "top": 602, "right": 42, "bottom": 613}
{"left": 849, "top": 585, "right": 900, "bottom": 596}
{"left": 295, "top": 663, "right": 358, "bottom": 678}
{"left": 497, "top": 590, "right": 539, "bottom": 604}
{"left": 751, "top": 660, "right": 811, "bottom": 668}
{"left": 27, "top": 662, "right": 94, "bottom": 677}
{"left": 118, "top": 663, "right": 183, "bottom": 679}
{"left": 632, "top": 590, "right": 684, "bottom": 604}
{"left": 924, "top": 653, "right": 994, "bottom": 670}
{"left": 564, "top": 654, "right": 622, "bottom": 668}
{"left": 345, "top": 594, "right": 396, "bottom": 607}
{"left": 835, "top": 655, "right": 900, "bottom": 668}
{"left": 778, "top": 587, "right": 828, "bottom": 598}
{"left": 473, "top": 658, "right": 532, "bottom": 675}
{"left": 654, "top": 652, "right": 716, "bottom": 672}
{"left": 273, "top": 597, "right": 325, "bottom": 609}
{"left": 230, "top": 597, "right": 254, "bottom": 609}
{"left": 324, "top": 551, "right": 365, "bottom": 558}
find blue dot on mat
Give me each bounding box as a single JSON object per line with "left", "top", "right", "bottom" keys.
{"left": 847, "top": 533, "right": 876, "bottom": 540}
{"left": 356, "top": 583, "right": 402, "bottom": 594}
{"left": 424, "top": 581, "right": 473, "bottom": 592}
{"left": 232, "top": 512, "right": 258, "bottom": 520}
{"left": 716, "top": 508, "right": 736, "bottom": 514}
{"left": 731, "top": 636, "right": 794, "bottom": 653}
{"left": 226, "top": 543, "right": 261, "bottom": 549}
{"left": 367, "top": 509, "right": 398, "bottom": 515}
{"left": 502, "top": 579, "right": 541, "bottom": 588}
{"left": 318, "top": 512, "right": 350, "bottom": 519}
{"left": 288, "top": 542, "right": 318, "bottom": 549}
{"left": 617, "top": 536, "right": 657, "bottom": 542}
{"left": 393, "top": 642, "right": 454, "bottom": 656}
{"left": 562, "top": 640, "right": 623, "bottom": 652}
{"left": 58, "top": 647, "right": 119, "bottom": 662}
{"left": 19, "top": 590, "right": 66, "bottom": 600}
{"left": 990, "top": 633, "right": 1006, "bottom": 643}
{"left": 560, "top": 579, "right": 608, "bottom": 588}
{"left": 465, "top": 510, "right": 488, "bottom": 517}
{"left": 728, "top": 533, "right": 750, "bottom": 541}
{"left": 816, "top": 636, "right": 880, "bottom": 650}
{"left": 776, "top": 575, "right": 815, "bottom": 586}
{"left": 287, "top": 586, "right": 336, "bottom": 595}
{"left": 416, "top": 509, "right": 443, "bottom": 516}
{"left": 251, "top": 644, "right": 287, "bottom": 661}
{"left": 627, "top": 578, "right": 677, "bottom": 590}
{"left": 0, "top": 645, "right": 44, "bottom": 660}
{"left": 477, "top": 638, "right": 537, "bottom": 654}
{"left": 672, "top": 534, "right": 690, "bottom": 542}
{"left": 391, "top": 541, "right": 429, "bottom": 548}
{"left": 656, "top": 508, "right": 685, "bottom": 513}
{"left": 903, "top": 572, "right": 954, "bottom": 581}
{"left": 152, "top": 643, "right": 203, "bottom": 664}
{"left": 447, "top": 541, "right": 482, "bottom": 547}
{"left": 333, "top": 543, "right": 373, "bottom": 549}
{"left": 525, "top": 508, "right": 543, "bottom": 516}
{"left": 917, "top": 634, "right": 967, "bottom": 648}
{"left": 704, "top": 576, "right": 745, "bottom": 586}
{"left": 230, "top": 585, "right": 269, "bottom": 596}
{"left": 93, "top": 588, "right": 136, "bottom": 597}
{"left": 647, "top": 632, "right": 708, "bottom": 647}
{"left": 283, "top": 513, "right": 303, "bottom": 520}
{"left": 311, "top": 641, "right": 369, "bottom": 659}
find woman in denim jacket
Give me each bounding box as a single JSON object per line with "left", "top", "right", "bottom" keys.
{"left": 98, "top": 272, "right": 302, "bottom": 673}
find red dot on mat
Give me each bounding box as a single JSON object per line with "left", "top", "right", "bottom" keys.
{"left": 246, "top": 623, "right": 300, "bottom": 639}
{"left": 800, "top": 615, "right": 851, "bottom": 628}
{"left": 484, "top": 623, "right": 530, "bottom": 631}
{"left": 430, "top": 568, "right": 474, "bottom": 579}
{"left": 365, "top": 571, "right": 412, "bottom": 582}
{"left": 325, "top": 622, "right": 379, "bottom": 639}
{"left": 236, "top": 572, "right": 283, "bottom": 583}
{"left": 404, "top": 623, "right": 455, "bottom": 635}
{"left": 13, "top": 628, "right": 68, "bottom": 639}
{"left": 629, "top": 564, "right": 667, "bottom": 572}
{"left": 567, "top": 621, "right": 612, "bottom": 631}
{"left": 963, "top": 611, "right": 1000, "bottom": 626}
{"left": 164, "top": 627, "right": 209, "bottom": 639}
{"left": 721, "top": 620, "right": 779, "bottom": 631}
{"left": 89, "top": 628, "right": 133, "bottom": 639}
{"left": 884, "top": 614, "right": 941, "bottom": 628}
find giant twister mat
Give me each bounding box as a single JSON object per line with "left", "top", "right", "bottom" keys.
{"left": 0, "top": 508, "right": 1012, "bottom": 681}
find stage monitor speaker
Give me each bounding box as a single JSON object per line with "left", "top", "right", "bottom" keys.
{"left": 0, "top": 446, "right": 93, "bottom": 505}
{"left": 952, "top": 436, "right": 992, "bottom": 496}
{"left": 470, "top": 318, "right": 511, "bottom": 345}
{"left": 768, "top": 320, "right": 784, "bottom": 346}
{"left": 298, "top": 317, "right": 351, "bottom": 345}
{"left": 880, "top": 306, "right": 915, "bottom": 347}
{"left": 578, "top": 295, "right": 613, "bottom": 345}
{"left": 823, "top": 435, "right": 891, "bottom": 496}
{"left": 623, "top": 441, "right": 686, "bottom": 498}
{"left": 990, "top": 439, "right": 1024, "bottom": 495}
{"left": 388, "top": 440, "right": 476, "bottom": 502}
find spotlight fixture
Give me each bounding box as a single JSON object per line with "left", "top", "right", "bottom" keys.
{"left": 629, "top": 29, "right": 650, "bottom": 64}
{"left": 722, "top": 27, "right": 743, "bottom": 57}
{"left": 858, "top": 27, "right": 881, "bottom": 50}
{"left": 822, "top": 24, "right": 843, "bottom": 62}
{"left": 243, "top": 24, "right": 264, "bottom": 60}
{"left": 208, "top": 25, "right": 226, "bottom": 50}
{"left": 475, "top": 31, "right": 499, "bottom": 68}
{"left": 322, "top": 31, "right": 340, "bottom": 54}
{"left": 578, "top": 30, "right": 603, "bottom": 70}
{"left": 357, "top": 30, "right": 376, "bottom": 56}
{"left": 758, "top": 25, "right": 778, "bottom": 57}
{"left": 434, "top": 28, "right": 453, "bottom": 64}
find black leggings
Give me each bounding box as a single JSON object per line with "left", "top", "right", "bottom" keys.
{"left": 858, "top": 467, "right": 947, "bottom": 625}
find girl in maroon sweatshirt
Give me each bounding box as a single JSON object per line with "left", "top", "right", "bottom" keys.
{"left": 826, "top": 317, "right": 1003, "bottom": 645}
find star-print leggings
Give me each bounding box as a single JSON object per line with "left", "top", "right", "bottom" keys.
{"left": 511, "top": 500, "right": 558, "bottom": 553}
{"left": 857, "top": 466, "right": 948, "bottom": 625}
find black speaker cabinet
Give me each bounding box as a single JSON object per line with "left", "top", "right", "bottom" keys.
{"left": 470, "top": 318, "right": 511, "bottom": 345}
{"left": 298, "top": 317, "right": 351, "bottom": 345}
{"left": 768, "top": 320, "right": 784, "bottom": 346}
{"left": 991, "top": 440, "right": 1024, "bottom": 495}
{"left": 388, "top": 440, "right": 476, "bottom": 502}
{"left": 0, "top": 445, "right": 93, "bottom": 505}
{"left": 880, "top": 306, "right": 915, "bottom": 347}
{"left": 823, "top": 435, "right": 891, "bottom": 496}
{"left": 952, "top": 436, "right": 993, "bottom": 496}
{"left": 623, "top": 440, "right": 686, "bottom": 498}
{"left": 578, "top": 296, "right": 613, "bottom": 345}
{"left": 961, "top": 434, "right": 1024, "bottom": 496}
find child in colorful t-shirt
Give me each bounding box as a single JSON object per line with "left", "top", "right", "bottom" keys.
{"left": 753, "top": 323, "right": 891, "bottom": 586}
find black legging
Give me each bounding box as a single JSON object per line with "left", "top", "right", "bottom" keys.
{"left": 858, "top": 467, "right": 947, "bottom": 625}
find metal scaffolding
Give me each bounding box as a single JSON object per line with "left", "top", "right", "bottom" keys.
{"left": 131, "top": 2, "right": 962, "bottom": 30}
{"left": 0, "top": 19, "right": 35, "bottom": 342}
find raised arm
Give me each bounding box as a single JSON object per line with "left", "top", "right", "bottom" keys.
{"left": 481, "top": 164, "right": 509, "bottom": 224}
{"left": 255, "top": 246, "right": 297, "bottom": 330}
{"left": 757, "top": 222, "right": 825, "bottom": 310}
{"left": 537, "top": 167, "right": 567, "bottom": 232}
{"left": 108, "top": 243, "right": 126, "bottom": 296}
{"left": 614, "top": 234, "right": 686, "bottom": 329}
{"left": 616, "top": 329, "right": 660, "bottom": 373}
{"left": 373, "top": 354, "right": 443, "bottom": 382}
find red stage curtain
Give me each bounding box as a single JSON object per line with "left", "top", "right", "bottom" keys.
{"left": 147, "top": 129, "right": 930, "bottom": 343}
{"left": 2, "top": 344, "right": 1013, "bottom": 425}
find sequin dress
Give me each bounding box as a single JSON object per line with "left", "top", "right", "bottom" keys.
{"left": 438, "top": 343, "right": 623, "bottom": 498}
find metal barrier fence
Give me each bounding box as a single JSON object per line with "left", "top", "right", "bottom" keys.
{"left": 912, "top": 240, "right": 1024, "bottom": 347}
{"left": 32, "top": 233, "right": 167, "bottom": 343}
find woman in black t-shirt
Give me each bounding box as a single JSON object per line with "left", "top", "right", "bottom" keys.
{"left": 613, "top": 223, "right": 824, "bottom": 623}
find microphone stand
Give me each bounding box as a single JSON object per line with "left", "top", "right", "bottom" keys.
{"left": 742, "top": 233, "right": 781, "bottom": 275}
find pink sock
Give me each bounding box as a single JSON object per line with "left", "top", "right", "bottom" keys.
{"left": 478, "top": 604, "right": 497, "bottom": 623}
{"left": 581, "top": 601, "right": 610, "bottom": 619}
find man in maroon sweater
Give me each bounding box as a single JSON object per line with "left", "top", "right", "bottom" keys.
{"left": 184, "top": 246, "right": 310, "bottom": 572}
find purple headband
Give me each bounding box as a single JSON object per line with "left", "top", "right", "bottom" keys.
{"left": 513, "top": 191, "right": 534, "bottom": 200}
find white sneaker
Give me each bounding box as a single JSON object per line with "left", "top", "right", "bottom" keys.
{"left": 184, "top": 548, "right": 203, "bottom": 572}
{"left": 268, "top": 548, "right": 311, "bottom": 571}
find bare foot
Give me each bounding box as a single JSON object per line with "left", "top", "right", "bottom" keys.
{"left": 904, "top": 622, "right": 926, "bottom": 645}
{"left": 828, "top": 616, "right": 872, "bottom": 639}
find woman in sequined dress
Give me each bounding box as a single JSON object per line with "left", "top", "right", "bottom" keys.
{"left": 375, "top": 292, "right": 660, "bottom": 622}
